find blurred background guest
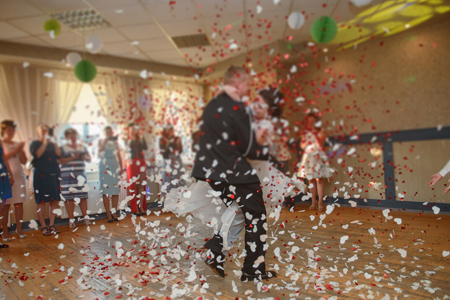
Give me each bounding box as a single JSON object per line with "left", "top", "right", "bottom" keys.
{"left": 125, "top": 122, "right": 147, "bottom": 216}
{"left": 30, "top": 124, "right": 61, "bottom": 236}
{"left": 298, "top": 113, "right": 331, "bottom": 211}
{"left": 0, "top": 136, "right": 14, "bottom": 247}
{"left": 0, "top": 120, "right": 27, "bottom": 241}
{"left": 98, "top": 126, "right": 123, "bottom": 222}
{"left": 429, "top": 158, "right": 450, "bottom": 194}
{"left": 160, "top": 124, "right": 184, "bottom": 196}
{"left": 59, "top": 128, "right": 91, "bottom": 228}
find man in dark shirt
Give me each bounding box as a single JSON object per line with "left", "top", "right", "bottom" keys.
{"left": 192, "top": 67, "right": 276, "bottom": 281}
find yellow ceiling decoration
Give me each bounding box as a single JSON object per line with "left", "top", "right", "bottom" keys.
{"left": 329, "top": 0, "right": 450, "bottom": 50}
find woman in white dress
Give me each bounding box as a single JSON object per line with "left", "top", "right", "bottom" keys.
{"left": 0, "top": 120, "right": 27, "bottom": 241}
{"left": 163, "top": 87, "right": 304, "bottom": 252}
{"left": 298, "top": 113, "right": 331, "bottom": 211}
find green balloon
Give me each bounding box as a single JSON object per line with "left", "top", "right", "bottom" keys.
{"left": 74, "top": 60, "right": 97, "bottom": 83}
{"left": 43, "top": 19, "right": 61, "bottom": 37}
{"left": 310, "top": 16, "right": 338, "bottom": 44}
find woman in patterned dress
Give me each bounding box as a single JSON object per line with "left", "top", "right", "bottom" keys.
{"left": 0, "top": 120, "right": 27, "bottom": 241}
{"left": 59, "top": 128, "right": 91, "bottom": 228}
{"left": 298, "top": 113, "right": 331, "bottom": 211}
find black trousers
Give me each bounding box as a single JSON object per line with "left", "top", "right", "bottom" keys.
{"left": 204, "top": 181, "right": 268, "bottom": 275}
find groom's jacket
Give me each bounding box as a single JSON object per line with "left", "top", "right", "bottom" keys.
{"left": 192, "top": 92, "right": 269, "bottom": 184}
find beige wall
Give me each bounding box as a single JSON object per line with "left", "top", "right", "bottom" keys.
{"left": 278, "top": 18, "right": 450, "bottom": 202}
{"left": 280, "top": 17, "right": 450, "bottom": 135}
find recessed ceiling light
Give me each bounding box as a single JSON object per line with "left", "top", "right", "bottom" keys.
{"left": 51, "top": 9, "right": 110, "bottom": 30}
{"left": 323, "top": 48, "right": 328, "bottom": 52}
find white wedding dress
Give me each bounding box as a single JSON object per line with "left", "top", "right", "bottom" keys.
{"left": 163, "top": 119, "right": 305, "bottom": 252}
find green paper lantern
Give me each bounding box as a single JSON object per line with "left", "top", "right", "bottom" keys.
{"left": 43, "top": 19, "right": 61, "bottom": 37}
{"left": 74, "top": 60, "right": 97, "bottom": 83}
{"left": 286, "top": 43, "right": 293, "bottom": 51}
{"left": 310, "top": 16, "right": 338, "bottom": 44}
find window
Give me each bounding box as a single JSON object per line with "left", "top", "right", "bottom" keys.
{"left": 67, "top": 84, "right": 112, "bottom": 173}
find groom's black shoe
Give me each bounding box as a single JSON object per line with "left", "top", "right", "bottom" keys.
{"left": 204, "top": 250, "right": 225, "bottom": 278}
{"left": 240, "top": 270, "right": 277, "bottom": 282}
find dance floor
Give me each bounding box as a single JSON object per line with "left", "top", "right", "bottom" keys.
{"left": 0, "top": 203, "right": 449, "bottom": 299}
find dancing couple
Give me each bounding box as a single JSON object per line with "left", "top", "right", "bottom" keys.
{"left": 164, "top": 67, "right": 305, "bottom": 281}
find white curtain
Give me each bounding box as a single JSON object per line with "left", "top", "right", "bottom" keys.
{"left": 55, "top": 73, "right": 84, "bottom": 138}
{"left": 0, "top": 64, "right": 83, "bottom": 143}
{"left": 91, "top": 74, "right": 204, "bottom": 135}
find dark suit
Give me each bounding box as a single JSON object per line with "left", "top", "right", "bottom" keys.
{"left": 192, "top": 92, "right": 270, "bottom": 275}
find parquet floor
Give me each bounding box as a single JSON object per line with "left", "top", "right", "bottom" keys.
{"left": 0, "top": 203, "right": 449, "bottom": 300}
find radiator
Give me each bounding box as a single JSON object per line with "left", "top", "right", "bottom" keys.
{"left": 60, "top": 180, "right": 128, "bottom": 219}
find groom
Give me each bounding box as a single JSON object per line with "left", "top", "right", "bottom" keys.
{"left": 192, "top": 66, "right": 276, "bottom": 281}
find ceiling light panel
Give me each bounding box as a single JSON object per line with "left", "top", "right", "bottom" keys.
{"left": 51, "top": 8, "right": 110, "bottom": 30}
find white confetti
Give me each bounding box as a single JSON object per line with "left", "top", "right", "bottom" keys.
{"left": 432, "top": 206, "right": 440, "bottom": 214}
{"left": 256, "top": 5, "right": 263, "bottom": 13}
{"left": 397, "top": 249, "right": 407, "bottom": 258}
{"left": 340, "top": 235, "right": 349, "bottom": 244}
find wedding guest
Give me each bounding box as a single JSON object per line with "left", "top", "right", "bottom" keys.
{"left": 160, "top": 125, "right": 184, "bottom": 195}
{"left": 59, "top": 128, "right": 91, "bottom": 228}
{"left": 429, "top": 158, "right": 450, "bottom": 194}
{"left": 298, "top": 113, "right": 331, "bottom": 211}
{"left": 125, "top": 122, "right": 147, "bottom": 216}
{"left": 0, "top": 120, "right": 27, "bottom": 241}
{"left": 30, "top": 124, "right": 61, "bottom": 235}
{"left": 98, "top": 126, "right": 123, "bottom": 222}
{"left": 0, "top": 137, "right": 14, "bottom": 248}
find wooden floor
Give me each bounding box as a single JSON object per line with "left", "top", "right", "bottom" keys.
{"left": 0, "top": 203, "right": 449, "bottom": 300}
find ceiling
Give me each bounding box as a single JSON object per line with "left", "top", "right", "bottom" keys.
{"left": 0, "top": 0, "right": 449, "bottom": 69}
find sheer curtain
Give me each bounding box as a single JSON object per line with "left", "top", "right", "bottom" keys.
{"left": 91, "top": 74, "right": 204, "bottom": 135}
{"left": 0, "top": 64, "right": 56, "bottom": 144}
{"left": 55, "top": 73, "right": 84, "bottom": 138}
{"left": 0, "top": 64, "right": 83, "bottom": 142}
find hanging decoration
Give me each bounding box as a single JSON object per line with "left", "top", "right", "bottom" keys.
{"left": 66, "top": 52, "right": 82, "bottom": 67}
{"left": 74, "top": 60, "right": 97, "bottom": 83}
{"left": 43, "top": 19, "right": 61, "bottom": 38}
{"left": 310, "top": 16, "right": 338, "bottom": 44}
{"left": 85, "top": 36, "right": 103, "bottom": 54}
{"left": 349, "top": 0, "right": 373, "bottom": 8}
{"left": 287, "top": 12, "right": 305, "bottom": 30}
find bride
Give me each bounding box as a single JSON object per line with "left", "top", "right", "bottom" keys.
{"left": 163, "top": 87, "right": 305, "bottom": 253}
